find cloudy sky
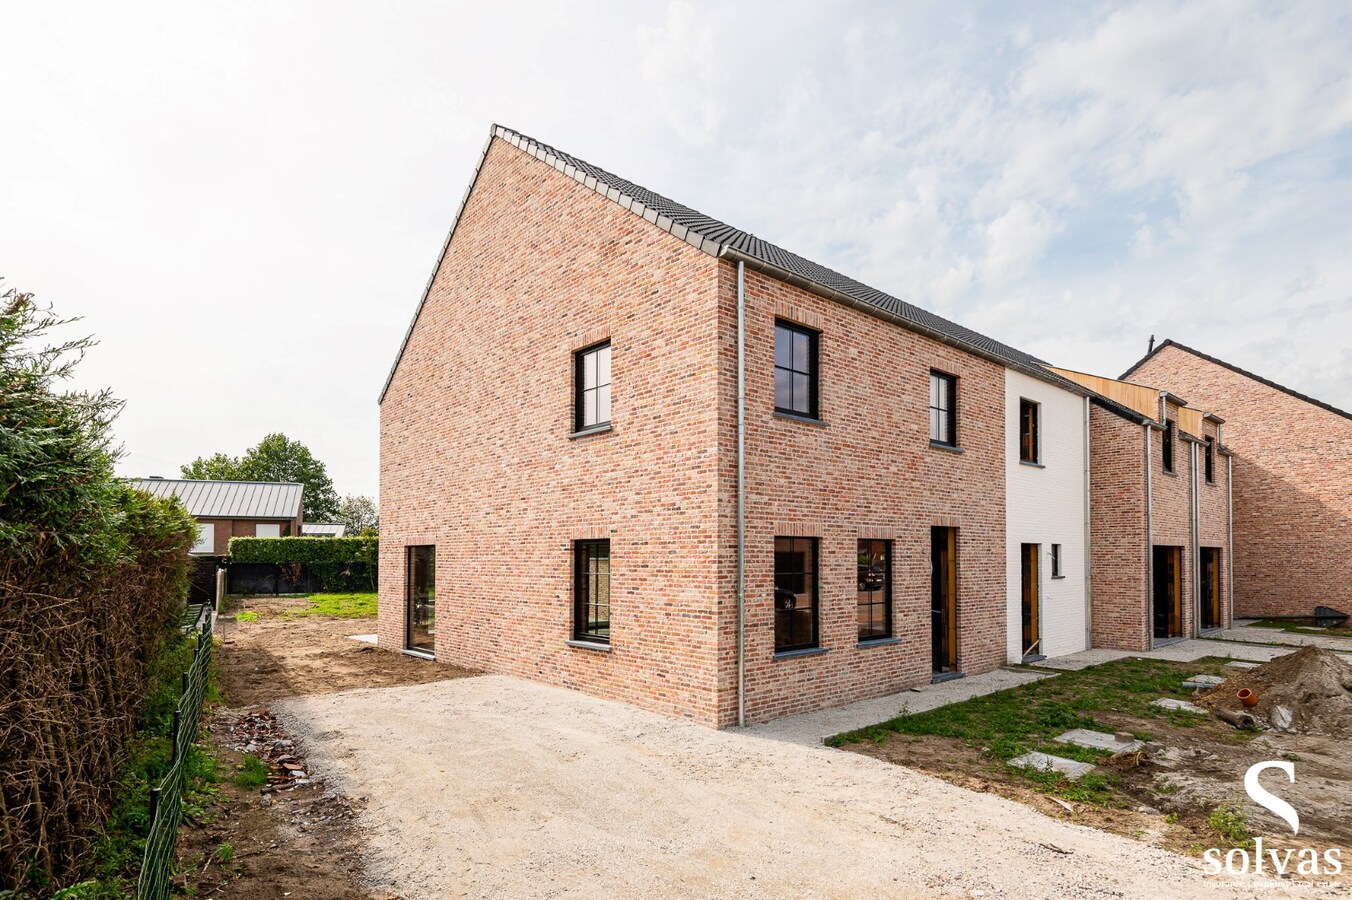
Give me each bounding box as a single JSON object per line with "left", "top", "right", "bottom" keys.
{"left": 3, "top": 1, "right": 1350, "bottom": 499}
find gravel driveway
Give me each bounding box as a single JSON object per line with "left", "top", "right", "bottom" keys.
{"left": 277, "top": 675, "right": 1327, "bottom": 899}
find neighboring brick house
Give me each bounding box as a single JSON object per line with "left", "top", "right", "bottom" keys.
{"left": 378, "top": 125, "right": 1107, "bottom": 727}
{"left": 1047, "top": 369, "right": 1233, "bottom": 651}
{"left": 133, "top": 478, "right": 304, "bottom": 555}
{"left": 1124, "top": 341, "right": 1352, "bottom": 619}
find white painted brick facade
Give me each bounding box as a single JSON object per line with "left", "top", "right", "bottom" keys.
{"left": 1005, "top": 370, "right": 1090, "bottom": 662}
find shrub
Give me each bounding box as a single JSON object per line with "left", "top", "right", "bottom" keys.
{"left": 227, "top": 535, "right": 377, "bottom": 566}
{"left": 0, "top": 287, "right": 198, "bottom": 892}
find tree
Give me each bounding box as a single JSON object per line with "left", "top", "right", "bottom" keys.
{"left": 335, "top": 494, "right": 378, "bottom": 535}
{"left": 181, "top": 433, "right": 340, "bottom": 520}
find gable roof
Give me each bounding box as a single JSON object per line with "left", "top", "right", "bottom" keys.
{"left": 1122, "top": 339, "right": 1352, "bottom": 423}
{"left": 302, "top": 522, "right": 347, "bottom": 537}
{"left": 133, "top": 479, "right": 303, "bottom": 520}
{"left": 380, "top": 124, "right": 1092, "bottom": 403}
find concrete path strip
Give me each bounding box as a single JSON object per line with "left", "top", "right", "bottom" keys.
{"left": 276, "top": 675, "right": 1328, "bottom": 899}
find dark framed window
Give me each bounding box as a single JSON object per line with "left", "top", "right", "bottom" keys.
{"left": 774, "top": 537, "right": 818, "bottom": 652}
{"left": 1162, "top": 419, "right": 1175, "bottom": 473}
{"left": 574, "top": 341, "right": 611, "bottom": 431}
{"left": 774, "top": 320, "right": 819, "bottom": 418}
{"left": 1019, "top": 398, "right": 1040, "bottom": 463}
{"left": 573, "top": 540, "right": 611, "bottom": 643}
{"left": 1050, "top": 543, "right": 1062, "bottom": 578}
{"left": 1204, "top": 436, "right": 1215, "bottom": 484}
{"left": 857, "top": 539, "right": 892, "bottom": 642}
{"left": 930, "top": 371, "right": 957, "bottom": 446}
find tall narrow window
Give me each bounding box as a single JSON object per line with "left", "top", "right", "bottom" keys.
{"left": 774, "top": 537, "right": 818, "bottom": 652}
{"left": 574, "top": 341, "right": 611, "bottom": 431}
{"left": 1204, "top": 436, "right": 1215, "bottom": 484}
{"left": 1162, "top": 420, "right": 1175, "bottom": 473}
{"left": 930, "top": 371, "right": 957, "bottom": 446}
{"left": 1050, "top": 543, "right": 1062, "bottom": 578}
{"left": 857, "top": 539, "right": 892, "bottom": 642}
{"left": 774, "top": 320, "right": 819, "bottom": 418}
{"left": 573, "top": 540, "right": 611, "bottom": 644}
{"left": 1019, "top": 398, "right": 1040, "bottom": 463}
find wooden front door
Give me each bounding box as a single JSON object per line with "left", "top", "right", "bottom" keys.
{"left": 1200, "top": 548, "right": 1221, "bottom": 631}
{"left": 931, "top": 527, "right": 958, "bottom": 673}
{"left": 1152, "top": 546, "right": 1182, "bottom": 640}
{"left": 1021, "top": 543, "right": 1040, "bottom": 656}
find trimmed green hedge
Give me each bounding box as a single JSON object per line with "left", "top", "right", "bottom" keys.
{"left": 227, "top": 535, "right": 377, "bottom": 565}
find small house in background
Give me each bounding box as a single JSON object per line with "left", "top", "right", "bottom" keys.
{"left": 302, "top": 522, "right": 347, "bottom": 538}
{"left": 133, "top": 478, "right": 304, "bottom": 555}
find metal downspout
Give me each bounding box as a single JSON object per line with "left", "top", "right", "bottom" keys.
{"left": 1191, "top": 441, "right": 1201, "bottom": 637}
{"left": 1144, "top": 424, "right": 1154, "bottom": 650}
{"left": 1083, "top": 397, "right": 1093, "bottom": 649}
{"left": 1227, "top": 453, "right": 1235, "bottom": 629}
{"left": 736, "top": 260, "right": 747, "bottom": 728}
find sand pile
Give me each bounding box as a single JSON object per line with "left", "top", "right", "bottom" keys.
{"left": 1197, "top": 647, "right": 1352, "bottom": 737}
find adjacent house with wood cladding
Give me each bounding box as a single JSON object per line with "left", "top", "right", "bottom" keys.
{"left": 1047, "top": 368, "right": 1233, "bottom": 650}
{"left": 378, "top": 124, "right": 1114, "bottom": 727}
{"left": 1123, "top": 340, "right": 1351, "bottom": 620}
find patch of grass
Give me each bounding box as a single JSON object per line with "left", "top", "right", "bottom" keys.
{"left": 235, "top": 611, "right": 259, "bottom": 624}
{"left": 1209, "top": 804, "right": 1253, "bottom": 848}
{"left": 233, "top": 753, "right": 269, "bottom": 790}
{"left": 286, "top": 592, "right": 378, "bottom": 619}
{"left": 828, "top": 656, "right": 1239, "bottom": 804}
{"left": 1247, "top": 618, "right": 1350, "bottom": 636}
{"left": 214, "top": 841, "right": 234, "bottom": 865}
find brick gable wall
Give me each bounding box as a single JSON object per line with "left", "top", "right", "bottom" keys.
{"left": 1130, "top": 345, "right": 1351, "bottom": 617}
{"left": 379, "top": 138, "right": 726, "bottom": 724}
{"left": 1088, "top": 406, "right": 1149, "bottom": 650}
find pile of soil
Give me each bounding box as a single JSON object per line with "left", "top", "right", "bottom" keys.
{"left": 1197, "top": 647, "right": 1352, "bottom": 737}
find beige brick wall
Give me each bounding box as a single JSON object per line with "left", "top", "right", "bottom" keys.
{"left": 1130, "top": 344, "right": 1351, "bottom": 618}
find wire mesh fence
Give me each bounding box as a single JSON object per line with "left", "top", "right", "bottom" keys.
{"left": 135, "top": 611, "right": 213, "bottom": 899}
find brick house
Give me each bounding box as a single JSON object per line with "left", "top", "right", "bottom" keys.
{"left": 1123, "top": 341, "right": 1351, "bottom": 619}
{"left": 378, "top": 125, "right": 1107, "bottom": 727}
{"left": 1047, "top": 369, "right": 1233, "bottom": 650}
{"left": 133, "top": 478, "right": 304, "bottom": 556}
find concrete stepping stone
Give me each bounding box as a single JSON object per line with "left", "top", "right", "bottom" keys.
{"left": 348, "top": 633, "right": 378, "bottom": 644}
{"left": 1009, "top": 751, "right": 1096, "bottom": 780}
{"left": 1053, "top": 728, "right": 1144, "bottom": 754}
{"left": 1183, "top": 674, "right": 1226, "bottom": 690}
{"left": 1225, "top": 660, "right": 1260, "bottom": 669}
{"left": 1152, "top": 698, "right": 1204, "bottom": 713}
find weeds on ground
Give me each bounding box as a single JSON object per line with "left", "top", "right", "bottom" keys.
{"left": 233, "top": 754, "right": 269, "bottom": 790}
{"left": 1209, "top": 804, "right": 1253, "bottom": 848}
{"left": 235, "top": 611, "right": 260, "bottom": 624}
{"left": 214, "top": 841, "right": 234, "bottom": 865}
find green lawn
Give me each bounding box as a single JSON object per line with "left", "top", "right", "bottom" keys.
{"left": 828, "top": 657, "right": 1238, "bottom": 802}
{"left": 1246, "top": 618, "right": 1350, "bottom": 636}
{"left": 286, "top": 592, "right": 378, "bottom": 619}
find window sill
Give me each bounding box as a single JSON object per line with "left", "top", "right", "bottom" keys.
{"left": 773, "top": 646, "right": 829, "bottom": 660}
{"left": 401, "top": 648, "right": 435, "bottom": 661}
{"left": 1050, "top": 574, "right": 1066, "bottom": 580}
{"left": 857, "top": 637, "right": 900, "bottom": 649}
{"left": 566, "top": 639, "right": 612, "bottom": 652}
{"left": 1018, "top": 460, "right": 1045, "bottom": 469}
{"left": 929, "top": 441, "right": 963, "bottom": 454}
{"left": 1161, "top": 469, "right": 1178, "bottom": 477}
{"left": 773, "top": 410, "right": 828, "bottom": 427}
{"left": 568, "top": 423, "right": 613, "bottom": 440}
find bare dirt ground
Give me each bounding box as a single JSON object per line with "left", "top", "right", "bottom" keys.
{"left": 173, "top": 597, "right": 474, "bottom": 898}
{"left": 277, "top": 674, "right": 1338, "bottom": 900}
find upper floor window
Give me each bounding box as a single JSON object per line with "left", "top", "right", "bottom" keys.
{"left": 774, "top": 320, "right": 819, "bottom": 419}
{"left": 573, "top": 539, "right": 611, "bottom": 644}
{"left": 1163, "top": 419, "right": 1175, "bottom": 473}
{"left": 857, "top": 539, "right": 892, "bottom": 642}
{"left": 1019, "top": 398, "right": 1040, "bottom": 464}
{"left": 774, "top": 537, "right": 818, "bottom": 652}
{"left": 1204, "top": 436, "right": 1215, "bottom": 484}
{"left": 574, "top": 341, "right": 611, "bottom": 431}
{"left": 930, "top": 371, "right": 957, "bottom": 446}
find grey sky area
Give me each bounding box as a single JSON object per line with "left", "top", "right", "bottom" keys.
{"left": 3, "top": 1, "right": 1349, "bottom": 499}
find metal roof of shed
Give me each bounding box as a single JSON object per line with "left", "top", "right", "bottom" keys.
{"left": 133, "top": 479, "right": 303, "bottom": 519}
{"left": 302, "top": 522, "right": 347, "bottom": 537}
